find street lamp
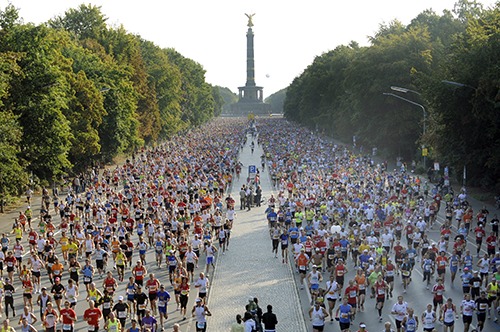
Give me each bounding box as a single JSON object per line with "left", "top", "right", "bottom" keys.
{"left": 391, "top": 86, "right": 421, "bottom": 95}
{"left": 383, "top": 92, "right": 427, "bottom": 169}
{"left": 441, "top": 80, "right": 477, "bottom": 90}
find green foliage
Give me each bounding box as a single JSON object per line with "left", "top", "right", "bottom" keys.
{"left": 216, "top": 86, "right": 238, "bottom": 114}
{"left": 49, "top": 4, "right": 107, "bottom": 40}
{"left": 0, "top": 51, "right": 27, "bottom": 196}
{"left": 284, "top": 1, "right": 500, "bottom": 188}
{"left": 166, "top": 49, "right": 216, "bottom": 126}
{"left": 264, "top": 88, "right": 286, "bottom": 114}
{"left": 0, "top": 3, "right": 217, "bottom": 190}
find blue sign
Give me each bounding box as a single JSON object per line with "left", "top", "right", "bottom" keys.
{"left": 248, "top": 165, "right": 256, "bottom": 174}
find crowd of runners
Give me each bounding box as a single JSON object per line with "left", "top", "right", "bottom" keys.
{"left": 1, "top": 116, "right": 499, "bottom": 332}
{"left": 255, "top": 118, "right": 499, "bottom": 332}
{"left": 0, "top": 119, "right": 253, "bottom": 332}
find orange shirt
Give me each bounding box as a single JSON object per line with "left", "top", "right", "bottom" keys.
{"left": 51, "top": 263, "right": 64, "bottom": 276}
{"left": 355, "top": 274, "right": 366, "bottom": 290}
{"left": 296, "top": 254, "right": 309, "bottom": 268}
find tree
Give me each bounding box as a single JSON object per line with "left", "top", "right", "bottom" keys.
{"left": 0, "top": 24, "right": 73, "bottom": 180}
{"left": 0, "top": 51, "right": 27, "bottom": 200}
{"left": 265, "top": 88, "right": 286, "bottom": 114}
{"left": 49, "top": 3, "right": 107, "bottom": 40}
{"left": 215, "top": 86, "right": 238, "bottom": 114}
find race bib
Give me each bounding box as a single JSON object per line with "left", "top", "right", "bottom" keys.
{"left": 139, "top": 304, "right": 146, "bottom": 310}
{"left": 197, "top": 322, "right": 206, "bottom": 329}
{"left": 63, "top": 324, "right": 72, "bottom": 330}
{"left": 158, "top": 300, "right": 165, "bottom": 307}
{"left": 118, "top": 311, "right": 127, "bottom": 318}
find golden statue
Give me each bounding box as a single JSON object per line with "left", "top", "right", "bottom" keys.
{"left": 245, "top": 13, "right": 255, "bottom": 27}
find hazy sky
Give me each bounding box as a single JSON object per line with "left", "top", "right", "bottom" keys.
{"left": 4, "top": 0, "right": 497, "bottom": 96}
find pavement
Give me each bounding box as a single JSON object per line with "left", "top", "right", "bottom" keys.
{"left": 1, "top": 126, "right": 499, "bottom": 332}
{"left": 205, "top": 135, "right": 307, "bottom": 331}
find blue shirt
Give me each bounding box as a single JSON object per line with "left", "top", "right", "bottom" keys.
{"left": 289, "top": 227, "right": 299, "bottom": 239}
{"left": 157, "top": 291, "right": 170, "bottom": 307}
{"left": 280, "top": 233, "right": 289, "bottom": 245}
{"left": 461, "top": 272, "right": 472, "bottom": 286}
{"left": 339, "top": 304, "right": 352, "bottom": 323}
{"left": 267, "top": 212, "right": 277, "bottom": 222}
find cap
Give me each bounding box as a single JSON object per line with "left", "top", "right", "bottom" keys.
{"left": 464, "top": 267, "right": 469, "bottom": 271}
{"left": 360, "top": 323, "right": 367, "bottom": 328}
{"left": 315, "top": 248, "right": 320, "bottom": 252}
{"left": 369, "top": 257, "right": 374, "bottom": 260}
{"left": 55, "top": 277, "right": 60, "bottom": 281}
{"left": 196, "top": 298, "right": 202, "bottom": 303}
{"left": 312, "top": 265, "right": 317, "bottom": 268}
{"left": 118, "top": 296, "right": 124, "bottom": 301}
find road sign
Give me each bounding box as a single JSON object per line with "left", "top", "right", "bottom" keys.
{"left": 248, "top": 165, "right": 256, "bottom": 179}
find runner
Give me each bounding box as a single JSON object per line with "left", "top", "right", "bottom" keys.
{"left": 309, "top": 300, "right": 328, "bottom": 332}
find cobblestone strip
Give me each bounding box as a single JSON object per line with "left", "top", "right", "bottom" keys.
{"left": 206, "top": 138, "right": 307, "bottom": 332}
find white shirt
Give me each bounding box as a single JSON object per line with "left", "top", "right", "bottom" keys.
{"left": 244, "top": 319, "right": 256, "bottom": 332}
{"left": 391, "top": 301, "right": 408, "bottom": 321}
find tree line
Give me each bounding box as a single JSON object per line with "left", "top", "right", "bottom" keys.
{"left": 284, "top": 0, "right": 500, "bottom": 190}
{"left": 0, "top": 4, "right": 223, "bottom": 199}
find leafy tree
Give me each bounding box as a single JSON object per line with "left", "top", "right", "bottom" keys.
{"left": 0, "top": 24, "right": 73, "bottom": 180}
{"left": 49, "top": 3, "right": 107, "bottom": 40}
{"left": 0, "top": 51, "right": 27, "bottom": 198}
{"left": 139, "top": 39, "right": 185, "bottom": 138}
{"left": 216, "top": 86, "right": 238, "bottom": 114}
{"left": 166, "top": 49, "right": 215, "bottom": 126}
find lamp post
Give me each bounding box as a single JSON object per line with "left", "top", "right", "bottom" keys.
{"left": 441, "top": 80, "right": 479, "bottom": 190}
{"left": 441, "top": 80, "right": 476, "bottom": 90}
{"left": 391, "top": 86, "right": 421, "bottom": 95}
{"left": 383, "top": 92, "right": 427, "bottom": 169}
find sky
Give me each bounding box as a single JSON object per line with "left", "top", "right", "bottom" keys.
{"left": 3, "top": 0, "right": 497, "bottom": 97}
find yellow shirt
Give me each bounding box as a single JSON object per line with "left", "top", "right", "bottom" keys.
{"left": 14, "top": 228, "right": 22, "bottom": 238}
{"left": 67, "top": 243, "right": 78, "bottom": 254}
{"left": 358, "top": 244, "right": 369, "bottom": 253}
{"left": 115, "top": 252, "right": 125, "bottom": 265}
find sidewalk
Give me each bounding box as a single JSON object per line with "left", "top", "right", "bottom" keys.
{"left": 205, "top": 135, "right": 307, "bottom": 331}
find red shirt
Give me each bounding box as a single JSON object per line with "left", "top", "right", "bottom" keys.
{"left": 432, "top": 284, "right": 445, "bottom": 301}
{"left": 487, "top": 235, "right": 497, "bottom": 249}
{"left": 146, "top": 278, "right": 159, "bottom": 294}
{"left": 133, "top": 266, "right": 146, "bottom": 280}
{"left": 60, "top": 308, "right": 76, "bottom": 325}
{"left": 104, "top": 277, "right": 116, "bottom": 293}
{"left": 475, "top": 227, "right": 486, "bottom": 240}
{"left": 29, "top": 231, "right": 38, "bottom": 243}
{"left": 5, "top": 256, "right": 16, "bottom": 268}
{"left": 345, "top": 285, "right": 358, "bottom": 304}
{"left": 375, "top": 281, "right": 386, "bottom": 298}
{"left": 84, "top": 307, "right": 102, "bottom": 327}
{"left": 436, "top": 256, "right": 448, "bottom": 270}
{"left": 335, "top": 264, "right": 346, "bottom": 277}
